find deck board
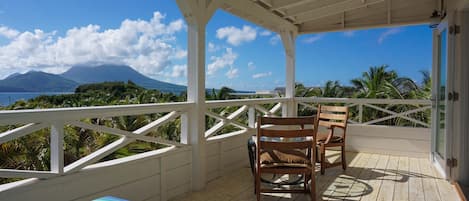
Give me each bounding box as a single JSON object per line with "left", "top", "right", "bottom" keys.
{"left": 170, "top": 151, "right": 459, "bottom": 201}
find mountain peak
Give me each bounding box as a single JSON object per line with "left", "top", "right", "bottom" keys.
{"left": 62, "top": 64, "right": 186, "bottom": 94}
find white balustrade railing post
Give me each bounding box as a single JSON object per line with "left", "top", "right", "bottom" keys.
{"left": 359, "top": 104, "right": 363, "bottom": 123}
{"left": 50, "top": 121, "right": 64, "bottom": 174}
{"left": 248, "top": 105, "right": 256, "bottom": 128}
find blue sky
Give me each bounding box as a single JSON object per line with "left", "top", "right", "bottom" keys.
{"left": 0, "top": 0, "right": 433, "bottom": 91}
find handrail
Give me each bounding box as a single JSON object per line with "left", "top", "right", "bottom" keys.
{"left": 295, "top": 97, "right": 431, "bottom": 105}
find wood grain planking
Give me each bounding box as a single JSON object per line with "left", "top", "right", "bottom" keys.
{"left": 361, "top": 154, "right": 389, "bottom": 201}
{"left": 340, "top": 153, "right": 372, "bottom": 200}
{"left": 393, "top": 156, "right": 410, "bottom": 201}
{"left": 321, "top": 152, "right": 363, "bottom": 200}
{"left": 355, "top": 154, "right": 381, "bottom": 200}
{"left": 427, "top": 160, "right": 460, "bottom": 201}
{"left": 419, "top": 158, "right": 441, "bottom": 201}
{"left": 376, "top": 156, "right": 398, "bottom": 201}
{"left": 408, "top": 157, "right": 425, "bottom": 201}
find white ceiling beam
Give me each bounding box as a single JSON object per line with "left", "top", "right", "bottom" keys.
{"left": 270, "top": 0, "right": 317, "bottom": 10}
{"left": 222, "top": 0, "right": 298, "bottom": 32}
{"left": 293, "top": 0, "right": 385, "bottom": 24}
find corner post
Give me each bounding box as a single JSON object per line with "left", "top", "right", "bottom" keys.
{"left": 280, "top": 30, "right": 298, "bottom": 117}
{"left": 176, "top": 0, "right": 219, "bottom": 191}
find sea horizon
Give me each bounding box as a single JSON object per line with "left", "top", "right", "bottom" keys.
{"left": 0, "top": 92, "right": 74, "bottom": 107}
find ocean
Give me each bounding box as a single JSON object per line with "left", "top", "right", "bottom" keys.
{"left": 0, "top": 92, "right": 73, "bottom": 107}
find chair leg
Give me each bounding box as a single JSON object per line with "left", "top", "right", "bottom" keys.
{"left": 320, "top": 144, "right": 326, "bottom": 175}
{"left": 341, "top": 145, "right": 346, "bottom": 171}
{"left": 255, "top": 172, "right": 261, "bottom": 201}
{"left": 310, "top": 173, "right": 316, "bottom": 201}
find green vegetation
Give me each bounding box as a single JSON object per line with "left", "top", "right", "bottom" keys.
{"left": 0, "top": 66, "right": 431, "bottom": 184}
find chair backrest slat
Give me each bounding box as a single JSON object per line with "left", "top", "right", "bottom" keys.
{"left": 261, "top": 129, "right": 315, "bottom": 138}
{"left": 318, "top": 113, "right": 347, "bottom": 122}
{"left": 259, "top": 141, "right": 313, "bottom": 150}
{"left": 260, "top": 116, "right": 315, "bottom": 125}
{"left": 316, "top": 104, "right": 349, "bottom": 139}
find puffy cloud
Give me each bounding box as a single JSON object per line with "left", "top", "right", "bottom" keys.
{"left": 225, "top": 67, "right": 239, "bottom": 79}
{"left": 0, "top": 26, "right": 19, "bottom": 39}
{"left": 0, "top": 12, "right": 186, "bottom": 79}
{"left": 378, "top": 28, "right": 401, "bottom": 44}
{"left": 302, "top": 34, "right": 323, "bottom": 44}
{"left": 248, "top": 61, "right": 255, "bottom": 70}
{"left": 252, "top": 72, "right": 272, "bottom": 79}
{"left": 207, "top": 48, "right": 237, "bottom": 75}
{"left": 170, "top": 64, "right": 187, "bottom": 78}
{"left": 269, "top": 34, "right": 280, "bottom": 45}
{"left": 208, "top": 42, "right": 221, "bottom": 52}
{"left": 260, "top": 30, "right": 272, "bottom": 36}
{"left": 216, "top": 25, "right": 257, "bottom": 46}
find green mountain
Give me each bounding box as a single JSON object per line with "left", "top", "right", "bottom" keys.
{"left": 0, "top": 71, "right": 79, "bottom": 92}
{"left": 61, "top": 65, "right": 186, "bottom": 94}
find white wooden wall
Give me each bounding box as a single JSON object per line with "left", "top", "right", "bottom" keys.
{"left": 346, "top": 125, "right": 430, "bottom": 157}
{"left": 0, "top": 147, "right": 192, "bottom": 201}
{"left": 206, "top": 131, "right": 253, "bottom": 182}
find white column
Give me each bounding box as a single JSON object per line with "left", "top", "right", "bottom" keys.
{"left": 280, "top": 30, "right": 297, "bottom": 117}
{"left": 176, "top": 0, "right": 219, "bottom": 191}
{"left": 50, "top": 122, "right": 64, "bottom": 174}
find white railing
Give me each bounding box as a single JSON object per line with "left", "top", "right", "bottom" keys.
{"left": 205, "top": 98, "right": 288, "bottom": 139}
{"left": 0, "top": 102, "right": 192, "bottom": 180}
{"left": 296, "top": 97, "right": 432, "bottom": 128}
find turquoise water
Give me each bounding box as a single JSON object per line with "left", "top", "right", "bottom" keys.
{"left": 0, "top": 92, "right": 73, "bottom": 106}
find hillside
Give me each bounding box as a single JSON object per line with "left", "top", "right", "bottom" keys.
{"left": 0, "top": 71, "right": 79, "bottom": 92}
{"left": 61, "top": 65, "right": 186, "bottom": 94}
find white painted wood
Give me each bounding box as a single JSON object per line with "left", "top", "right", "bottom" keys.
{"left": 176, "top": 0, "right": 220, "bottom": 190}
{"left": 0, "top": 148, "right": 191, "bottom": 201}
{"left": 206, "top": 97, "right": 288, "bottom": 108}
{"left": 64, "top": 137, "right": 131, "bottom": 173}
{"left": 0, "top": 170, "right": 56, "bottom": 179}
{"left": 222, "top": 0, "right": 297, "bottom": 33}
{"left": 281, "top": 30, "right": 297, "bottom": 117}
{"left": 160, "top": 156, "right": 168, "bottom": 201}
{"left": 346, "top": 125, "right": 431, "bottom": 157}
{"left": 0, "top": 123, "right": 46, "bottom": 144}
{"left": 248, "top": 106, "right": 255, "bottom": 128}
{"left": 134, "top": 111, "right": 180, "bottom": 135}
{"left": 294, "top": 0, "right": 385, "bottom": 23}
{"left": 0, "top": 102, "right": 193, "bottom": 125}
{"left": 50, "top": 122, "right": 64, "bottom": 174}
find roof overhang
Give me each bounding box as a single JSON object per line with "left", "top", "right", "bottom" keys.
{"left": 221, "top": 0, "right": 438, "bottom": 34}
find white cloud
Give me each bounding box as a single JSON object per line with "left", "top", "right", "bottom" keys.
{"left": 208, "top": 42, "right": 221, "bottom": 52}
{"left": 260, "top": 30, "right": 272, "bottom": 36}
{"left": 269, "top": 34, "right": 280, "bottom": 45}
{"left": 216, "top": 25, "right": 257, "bottom": 46}
{"left": 0, "top": 26, "right": 19, "bottom": 39}
{"left": 207, "top": 48, "right": 237, "bottom": 75}
{"left": 302, "top": 34, "right": 322, "bottom": 44}
{"left": 170, "top": 64, "right": 187, "bottom": 78}
{"left": 248, "top": 61, "right": 255, "bottom": 70}
{"left": 225, "top": 67, "right": 239, "bottom": 79}
{"left": 252, "top": 72, "right": 272, "bottom": 79}
{"left": 343, "top": 31, "right": 355, "bottom": 37}
{"left": 0, "top": 12, "right": 186, "bottom": 79}
{"left": 378, "top": 28, "right": 401, "bottom": 44}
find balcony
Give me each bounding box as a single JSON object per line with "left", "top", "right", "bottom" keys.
{"left": 0, "top": 97, "right": 456, "bottom": 201}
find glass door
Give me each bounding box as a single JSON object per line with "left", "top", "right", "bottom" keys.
{"left": 431, "top": 19, "right": 454, "bottom": 178}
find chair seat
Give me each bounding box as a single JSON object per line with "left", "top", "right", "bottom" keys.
{"left": 260, "top": 149, "right": 311, "bottom": 168}
{"left": 317, "top": 133, "right": 343, "bottom": 143}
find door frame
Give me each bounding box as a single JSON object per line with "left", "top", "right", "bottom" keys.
{"left": 431, "top": 14, "right": 456, "bottom": 179}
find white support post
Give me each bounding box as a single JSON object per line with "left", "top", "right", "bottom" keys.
{"left": 50, "top": 122, "right": 64, "bottom": 174}
{"left": 248, "top": 106, "right": 256, "bottom": 128}
{"left": 280, "top": 30, "right": 297, "bottom": 117}
{"left": 176, "top": 0, "right": 219, "bottom": 191}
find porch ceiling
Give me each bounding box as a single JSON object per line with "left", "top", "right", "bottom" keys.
{"left": 221, "top": 0, "right": 438, "bottom": 34}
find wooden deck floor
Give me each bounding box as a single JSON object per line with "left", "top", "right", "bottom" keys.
{"left": 170, "top": 152, "right": 459, "bottom": 201}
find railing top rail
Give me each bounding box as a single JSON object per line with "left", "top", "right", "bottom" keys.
{"left": 0, "top": 102, "right": 194, "bottom": 125}
{"left": 295, "top": 97, "right": 431, "bottom": 105}
{"left": 206, "top": 97, "right": 289, "bottom": 108}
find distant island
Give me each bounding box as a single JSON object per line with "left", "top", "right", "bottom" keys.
{"left": 0, "top": 64, "right": 187, "bottom": 94}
